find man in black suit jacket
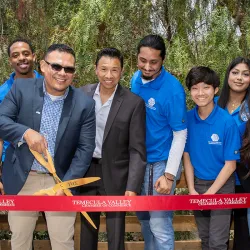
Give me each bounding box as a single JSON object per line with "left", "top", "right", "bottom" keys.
{"left": 80, "top": 48, "right": 146, "bottom": 250}
{"left": 0, "top": 44, "right": 96, "bottom": 250}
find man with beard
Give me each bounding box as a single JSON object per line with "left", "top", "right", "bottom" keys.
{"left": 0, "top": 39, "right": 42, "bottom": 186}
{"left": 130, "top": 34, "right": 187, "bottom": 250}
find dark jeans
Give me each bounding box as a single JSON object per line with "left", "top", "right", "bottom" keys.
{"left": 194, "top": 175, "right": 235, "bottom": 250}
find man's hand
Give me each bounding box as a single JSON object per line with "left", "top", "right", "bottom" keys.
{"left": 0, "top": 139, "right": 3, "bottom": 161}
{"left": 0, "top": 182, "right": 5, "bottom": 195}
{"left": 203, "top": 189, "right": 215, "bottom": 195}
{"left": 189, "top": 189, "right": 199, "bottom": 195}
{"left": 154, "top": 175, "right": 173, "bottom": 194}
{"left": 24, "top": 129, "right": 48, "bottom": 156}
{"left": 125, "top": 191, "right": 137, "bottom": 196}
{"left": 55, "top": 189, "right": 65, "bottom": 196}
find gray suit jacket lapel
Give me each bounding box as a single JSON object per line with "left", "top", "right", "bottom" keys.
{"left": 55, "top": 87, "right": 75, "bottom": 154}
{"left": 32, "top": 78, "right": 44, "bottom": 132}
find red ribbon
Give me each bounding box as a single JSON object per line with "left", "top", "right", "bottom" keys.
{"left": 0, "top": 194, "right": 250, "bottom": 211}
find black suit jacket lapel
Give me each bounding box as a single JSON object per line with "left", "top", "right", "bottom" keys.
{"left": 55, "top": 87, "right": 75, "bottom": 153}
{"left": 32, "top": 78, "right": 44, "bottom": 132}
{"left": 103, "top": 84, "right": 123, "bottom": 143}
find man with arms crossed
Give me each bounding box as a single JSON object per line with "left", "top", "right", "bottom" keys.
{"left": 131, "top": 35, "right": 187, "bottom": 250}
{"left": 0, "top": 38, "right": 42, "bottom": 194}
{"left": 0, "top": 44, "right": 95, "bottom": 250}
{"left": 80, "top": 48, "right": 146, "bottom": 250}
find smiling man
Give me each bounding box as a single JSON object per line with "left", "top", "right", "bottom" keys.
{"left": 0, "top": 38, "right": 42, "bottom": 172}
{"left": 0, "top": 44, "right": 95, "bottom": 250}
{"left": 131, "top": 35, "right": 187, "bottom": 250}
{"left": 80, "top": 48, "right": 146, "bottom": 250}
{"left": 184, "top": 66, "right": 240, "bottom": 250}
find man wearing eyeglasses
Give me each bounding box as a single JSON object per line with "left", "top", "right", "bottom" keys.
{"left": 0, "top": 44, "right": 96, "bottom": 250}
{"left": 0, "top": 38, "right": 43, "bottom": 195}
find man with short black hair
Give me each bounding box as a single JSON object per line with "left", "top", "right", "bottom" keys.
{"left": 0, "top": 38, "right": 42, "bottom": 176}
{"left": 80, "top": 47, "right": 146, "bottom": 250}
{"left": 131, "top": 34, "right": 187, "bottom": 250}
{"left": 0, "top": 43, "right": 96, "bottom": 250}
{"left": 184, "top": 66, "right": 240, "bottom": 250}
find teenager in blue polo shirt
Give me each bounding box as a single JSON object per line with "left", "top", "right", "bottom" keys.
{"left": 184, "top": 66, "right": 241, "bottom": 250}
{"left": 131, "top": 35, "right": 187, "bottom": 250}
{"left": 0, "top": 38, "right": 42, "bottom": 194}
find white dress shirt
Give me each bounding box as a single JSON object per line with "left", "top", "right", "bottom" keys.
{"left": 93, "top": 83, "right": 118, "bottom": 158}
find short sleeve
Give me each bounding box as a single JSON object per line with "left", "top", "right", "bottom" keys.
{"left": 165, "top": 91, "right": 187, "bottom": 131}
{"left": 224, "top": 121, "right": 241, "bottom": 161}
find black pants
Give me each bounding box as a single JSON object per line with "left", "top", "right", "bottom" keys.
{"left": 232, "top": 185, "right": 250, "bottom": 250}
{"left": 80, "top": 160, "right": 125, "bottom": 250}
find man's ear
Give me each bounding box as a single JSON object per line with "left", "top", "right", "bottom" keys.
{"left": 215, "top": 87, "right": 219, "bottom": 95}
{"left": 32, "top": 54, "right": 37, "bottom": 63}
{"left": 8, "top": 57, "right": 12, "bottom": 66}
{"left": 40, "top": 60, "right": 46, "bottom": 73}
{"left": 94, "top": 64, "right": 97, "bottom": 75}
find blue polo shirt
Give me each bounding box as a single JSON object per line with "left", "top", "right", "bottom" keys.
{"left": 215, "top": 96, "right": 249, "bottom": 184}
{"left": 185, "top": 104, "right": 241, "bottom": 180}
{"left": 0, "top": 70, "right": 43, "bottom": 161}
{"left": 239, "top": 122, "right": 246, "bottom": 136}
{"left": 131, "top": 67, "right": 187, "bottom": 162}
{"left": 214, "top": 96, "right": 249, "bottom": 126}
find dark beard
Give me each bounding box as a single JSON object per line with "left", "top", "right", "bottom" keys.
{"left": 142, "top": 74, "right": 154, "bottom": 80}
{"left": 19, "top": 71, "right": 31, "bottom": 75}
{"left": 141, "top": 66, "right": 162, "bottom": 81}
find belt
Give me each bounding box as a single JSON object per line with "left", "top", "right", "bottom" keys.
{"left": 30, "top": 170, "right": 52, "bottom": 176}
{"left": 92, "top": 157, "right": 102, "bottom": 164}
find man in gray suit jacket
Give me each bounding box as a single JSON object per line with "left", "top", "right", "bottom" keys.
{"left": 80, "top": 48, "right": 146, "bottom": 250}
{"left": 0, "top": 44, "right": 96, "bottom": 250}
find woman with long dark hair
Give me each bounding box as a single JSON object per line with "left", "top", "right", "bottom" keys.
{"left": 218, "top": 57, "right": 250, "bottom": 249}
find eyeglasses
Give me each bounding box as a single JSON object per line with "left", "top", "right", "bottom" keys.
{"left": 44, "top": 60, "right": 75, "bottom": 74}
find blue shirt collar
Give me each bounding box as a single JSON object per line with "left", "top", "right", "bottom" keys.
{"left": 9, "top": 72, "right": 16, "bottom": 81}
{"left": 9, "top": 70, "right": 42, "bottom": 81}
{"left": 194, "top": 102, "right": 218, "bottom": 125}
{"left": 136, "top": 66, "right": 165, "bottom": 90}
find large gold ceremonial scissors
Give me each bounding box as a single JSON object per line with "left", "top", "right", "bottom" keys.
{"left": 30, "top": 148, "right": 99, "bottom": 229}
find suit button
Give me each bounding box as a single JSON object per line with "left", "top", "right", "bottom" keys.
{"left": 25, "top": 171, "right": 29, "bottom": 175}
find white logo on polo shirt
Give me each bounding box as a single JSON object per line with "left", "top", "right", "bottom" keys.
{"left": 208, "top": 133, "right": 222, "bottom": 145}
{"left": 211, "top": 134, "right": 219, "bottom": 142}
{"left": 146, "top": 98, "right": 156, "bottom": 110}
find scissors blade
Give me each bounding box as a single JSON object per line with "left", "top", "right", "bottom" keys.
{"left": 80, "top": 211, "right": 97, "bottom": 229}
{"left": 46, "top": 149, "right": 56, "bottom": 174}
{"left": 30, "top": 149, "right": 49, "bottom": 168}
{"left": 80, "top": 177, "right": 101, "bottom": 185}
{"left": 53, "top": 177, "right": 100, "bottom": 191}
{"left": 62, "top": 188, "right": 97, "bottom": 229}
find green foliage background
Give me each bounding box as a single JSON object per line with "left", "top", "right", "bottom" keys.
{"left": 0, "top": 0, "right": 250, "bottom": 109}
{"left": 0, "top": 0, "right": 249, "bottom": 241}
